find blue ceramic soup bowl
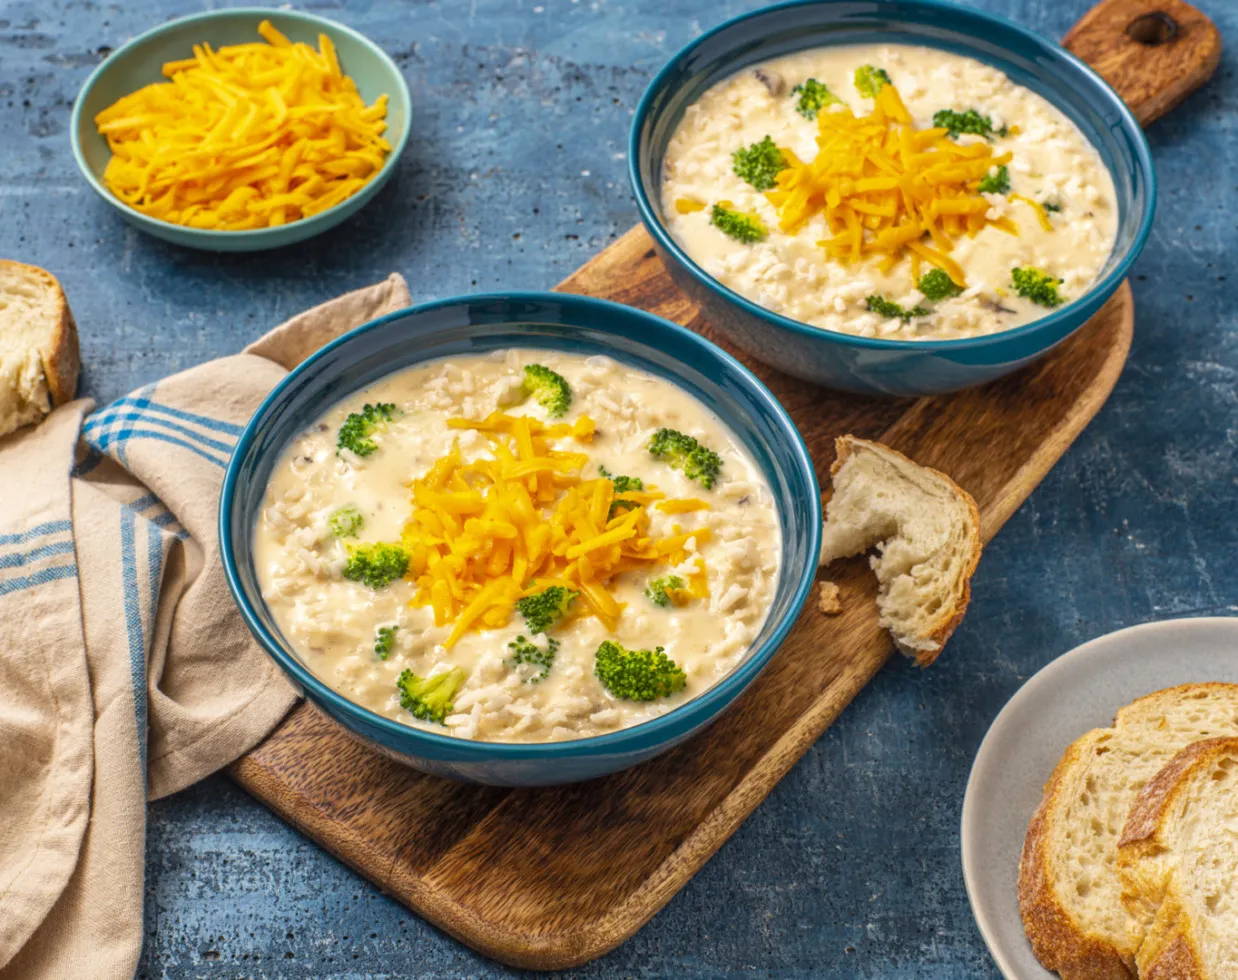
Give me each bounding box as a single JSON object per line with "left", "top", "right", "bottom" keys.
{"left": 220, "top": 293, "right": 821, "bottom": 786}
{"left": 629, "top": 0, "right": 1156, "bottom": 396}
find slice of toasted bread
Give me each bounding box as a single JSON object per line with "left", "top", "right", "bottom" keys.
{"left": 817, "top": 435, "right": 980, "bottom": 666}
{"left": 1117, "top": 736, "right": 1238, "bottom": 980}
{"left": 1019, "top": 684, "right": 1238, "bottom": 979}
{"left": 0, "top": 260, "right": 80, "bottom": 438}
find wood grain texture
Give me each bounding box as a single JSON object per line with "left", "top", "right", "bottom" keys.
{"left": 1063, "top": 0, "right": 1221, "bottom": 126}
{"left": 230, "top": 224, "right": 1134, "bottom": 970}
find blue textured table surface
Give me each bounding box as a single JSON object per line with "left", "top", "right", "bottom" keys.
{"left": 3, "top": 0, "right": 1236, "bottom": 976}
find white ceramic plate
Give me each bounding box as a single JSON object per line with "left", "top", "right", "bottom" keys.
{"left": 960, "top": 617, "right": 1238, "bottom": 979}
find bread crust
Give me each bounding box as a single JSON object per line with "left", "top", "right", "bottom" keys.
{"left": 0, "top": 259, "right": 80, "bottom": 406}
{"left": 830, "top": 435, "right": 982, "bottom": 667}
{"left": 1117, "top": 736, "right": 1238, "bottom": 980}
{"left": 1018, "top": 730, "right": 1136, "bottom": 980}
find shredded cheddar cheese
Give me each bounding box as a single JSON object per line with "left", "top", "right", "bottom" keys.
{"left": 93, "top": 20, "right": 390, "bottom": 230}
{"left": 765, "top": 83, "right": 1023, "bottom": 288}
{"left": 403, "top": 413, "right": 710, "bottom": 645}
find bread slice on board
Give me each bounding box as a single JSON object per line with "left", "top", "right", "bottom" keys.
{"left": 1019, "top": 683, "right": 1238, "bottom": 979}
{"left": 1117, "top": 735, "right": 1238, "bottom": 980}
{"left": 818, "top": 435, "right": 981, "bottom": 666}
{"left": 0, "top": 260, "right": 79, "bottom": 439}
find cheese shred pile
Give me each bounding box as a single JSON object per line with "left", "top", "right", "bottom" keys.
{"left": 402, "top": 412, "right": 710, "bottom": 647}
{"left": 93, "top": 20, "right": 391, "bottom": 230}
{"left": 766, "top": 84, "right": 1014, "bottom": 287}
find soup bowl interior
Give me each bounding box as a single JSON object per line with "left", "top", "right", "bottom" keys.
{"left": 629, "top": 0, "right": 1155, "bottom": 395}
{"left": 71, "top": 7, "right": 411, "bottom": 252}
{"left": 221, "top": 293, "right": 821, "bottom": 786}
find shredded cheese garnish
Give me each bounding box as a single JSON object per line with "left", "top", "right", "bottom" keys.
{"left": 765, "top": 83, "right": 1021, "bottom": 288}
{"left": 93, "top": 20, "right": 390, "bottom": 230}
{"left": 403, "top": 412, "right": 710, "bottom": 645}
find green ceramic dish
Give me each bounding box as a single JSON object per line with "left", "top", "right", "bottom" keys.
{"left": 69, "top": 8, "right": 411, "bottom": 252}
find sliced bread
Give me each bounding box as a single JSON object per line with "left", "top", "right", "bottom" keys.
{"left": 818, "top": 435, "right": 981, "bottom": 666}
{"left": 1117, "top": 736, "right": 1238, "bottom": 980}
{"left": 0, "top": 260, "right": 79, "bottom": 439}
{"left": 1019, "top": 684, "right": 1238, "bottom": 979}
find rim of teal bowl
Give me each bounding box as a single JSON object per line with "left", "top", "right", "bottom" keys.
{"left": 628, "top": 0, "right": 1157, "bottom": 354}
{"left": 69, "top": 7, "right": 411, "bottom": 244}
{"left": 219, "top": 291, "right": 823, "bottom": 760}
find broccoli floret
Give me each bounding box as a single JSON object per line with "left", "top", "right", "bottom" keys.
{"left": 594, "top": 640, "right": 687, "bottom": 701}
{"left": 516, "top": 585, "right": 578, "bottom": 634}
{"left": 599, "top": 464, "right": 645, "bottom": 517}
{"left": 507, "top": 634, "right": 558, "bottom": 682}
{"left": 597, "top": 464, "right": 644, "bottom": 494}
{"left": 731, "top": 136, "right": 787, "bottom": 192}
{"left": 397, "top": 666, "right": 466, "bottom": 724}
{"left": 374, "top": 625, "right": 398, "bottom": 660}
{"left": 648, "top": 428, "right": 722, "bottom": 490}
{"left": 710, "top": 203, "right": 767, "bottom": 244}
{"left": 978, "top": 164, "right": 1011, "bottom": 195}
{"left": 866, "top": 295, "right": 932, "bottom": 321}
{"left": 791, "top": 78, "right": 837, "bottom": 119}
{"left": 522, "top": 364, "right": 572, "bottom": 418}
{"left": 329, "top": 504, "right": 364, "bottom": 538}
{"left": 917, "top": 268, "right": 963, "bottom": 301}
{"left": 336, "top": 402, "right": 396, "bottom": 457}
{"left": 932, "top": 108, "right": 1007, "bottom": 140}
{"left": 1011, "top": 267, "right": 1065, "bottom": 308}
{"left": 645, "top": 575, "right": 686, "bottom": 608}
{"left": 854, "top": 65, "right": 891, "bottom": 98}
{"left": 343, "top": 542, "right": 409, "bottom": 589}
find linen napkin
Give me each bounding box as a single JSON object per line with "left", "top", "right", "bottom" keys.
{"left": 0, "top": 273, "right": 412, "bottom": 980}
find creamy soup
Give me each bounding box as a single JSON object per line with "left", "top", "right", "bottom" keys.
{"left": 661, "top": 44, "right": 1118, "bottom": 340}
{"left": 255, "top": 349, "right": 781, "bottom": 743}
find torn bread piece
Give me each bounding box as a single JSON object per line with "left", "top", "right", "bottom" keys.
{"left": 0, "top": 260, "right": 80, "bottom": 439}
{"left": 1117, "top": 735, "right": 1238, "bottom": 980}
{"left": 1019, "top": 684, "right": 1238, "bottom": 980}
{"left": 818, "top": 435, "right": 980, "bottom": 666}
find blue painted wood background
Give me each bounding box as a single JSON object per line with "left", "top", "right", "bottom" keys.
{"left": 2, "top": 0, "right": 1235, "bottom": 975}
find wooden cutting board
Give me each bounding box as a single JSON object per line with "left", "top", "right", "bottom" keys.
{"left": 229, "top": 0, "right": 1218, "bottom": 969}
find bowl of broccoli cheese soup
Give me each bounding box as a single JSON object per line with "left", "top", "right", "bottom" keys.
{"left": 220, "top": 293, "right": 820, "bottom": 786}
{"left": 629, "top": 0, "right": 1155, "bottom": 395}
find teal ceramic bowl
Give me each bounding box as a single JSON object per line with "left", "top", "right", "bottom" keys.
{"left": 629, "top": 0, "right": 1156, "bottom": 396}
{"left": 70, "top": 8, "right": 411, "bottom": 252}
{"left": 219, "top": 293, "right": 822, "bottom": 786}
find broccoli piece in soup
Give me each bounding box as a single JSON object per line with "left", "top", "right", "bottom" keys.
{"left": 645, "top": 575, "right": 686, "bottom": 608}
{"left": 731, "top": 136, "right": 787, "bottom": 192}
{"left": 978, "top": 164, "right": 1011, "bottom": 195}
{"left": 336, "top": 402, "right": 396, "bottom": 457}
{"left": 791, "top": 78, "right": 837, "bottom": 119}
{"left": 517, "top": 585, "right": 578, "bottom": 634}
{"left": 866, "top": 295, "right": 931, "bottom": 322}
{"left": 329, "top": 504, "right": 364, "bottom": 538}
{"left": 710, "top": 203, "right": 767, "bottom": 244}
{"left": 374, "top": 625, "right": 398, "bottom": 660}
{"left": 343, "top": 542, "right": 409, "bottom": 589}
{"left": 397, "top": 667, "right": 466, "bottom": 724}
{"left": 507, "top": 634, "right": 558, "bottom": 682}
{"left": 647, "top": 428, "right": 722, "bottom": 490}
{"left": 1011, "top": 267, "right": 1065, "bottom": 308}
{"left": 932, "top": 108, "right": 1007, "bottom": 140}
{"left": 854, "top": 65, "right": 891, "bottom": 98}
{"left": 598, "top": 464, "right": 644, "bottom": 495}
{"left": 594, "top": 641, "right": 687, "bottom": 701}
{"left": 916, "top": 268, "right": 963, "bottom": 301}
{"left": 522, "top": 364, "right": 572, "bottom": 418}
